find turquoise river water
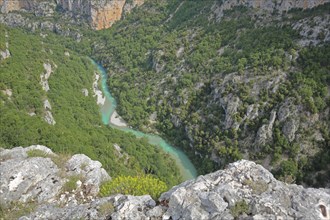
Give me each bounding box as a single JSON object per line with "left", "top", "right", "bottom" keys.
{"left": 92, "top": 60, "right": 197, "bottom": 180}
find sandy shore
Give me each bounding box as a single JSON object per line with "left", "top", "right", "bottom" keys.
{"left": 110, "top": 111, "right": 127, "bottom": 127}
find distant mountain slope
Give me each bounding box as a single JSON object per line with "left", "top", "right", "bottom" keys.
{"left": 93, "top": 1, "right": 330, "bottom": 187}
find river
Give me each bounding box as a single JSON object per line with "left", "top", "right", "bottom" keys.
{"left": 92, "top": 60, "right": 197, "bottom": 180}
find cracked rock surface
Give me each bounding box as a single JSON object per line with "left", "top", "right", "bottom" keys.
{"left": 1, "top": 146, "right": 329, "bottom": 219}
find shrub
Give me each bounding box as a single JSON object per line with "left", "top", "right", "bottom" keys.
{"left": 26, "top": 149, "right": 49, "bottom": 158}
{"left": 230, "top": 200, "right": 249, "bottom": 217}
{"left": 62, "top": 175, "right": 82, "bottom": 192}
{"left": 99, "top": 175, "right": 167, "bottom": 200}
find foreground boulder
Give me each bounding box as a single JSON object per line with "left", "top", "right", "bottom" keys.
{"left": 160, "top": 160, "right": 330, "bottom": 220}
{"left": 0, "top": 145, "right": 110, "bottom": 208}
{"left": 1, "top": 146, "right": 329, "bottom": 219}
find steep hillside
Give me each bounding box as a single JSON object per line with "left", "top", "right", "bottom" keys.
{"left": 0, "top": 24, "right": 181, "bottom": 187}
{"left": 93, "top": 1, "right": 330, "bottom": 186}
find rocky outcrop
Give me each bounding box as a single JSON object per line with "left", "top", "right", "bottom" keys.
{"left": 43, "top": 99, "right": 56, "bottom": 125}
{"left": 40, "top": 62, "right": 57, "bottom": 125}
{"left": 0, "top": 146, "right": 110, "bottom": 208}
{"left": 66, "top": 154, "right": 111, "bottom": 196}
{"left": 212, "top": 0, "right": 330, "bottom": 21}
{"left": 40, "top": 62, "right": 54, "bottom": 92}
{"left": 93, "top": 72, "right": 105, "bottom": 105}
{"left": 0, "top": 146, "right": 61, "bottom": 205}
{"left": 0, "top": 30, "right": 10, "bottom": 60}
{"left": 2, "top": 148, "right": 329, "bottom": 219}
{"left": 0, "top": 12, "right": 83, "bottom": 41}
{"left": 0, "top": 0, "right": 144, "bottom": 30}
{"left": 56, "top": 0, "right": 126, "bottom": 30}
{"left": 255, "top": 110, "right": 277, "bottom": 146}
{"left": 293, "top": 15, "right": 330, "bottom": 46}
{"left": 0, "top": 0, "right": 56, "bottom": 16}
{"left": 225, "top": 0, "right": 330, "bottom": 12}
{"left": 159, "top": 160, "right": 330, "bottom": 220}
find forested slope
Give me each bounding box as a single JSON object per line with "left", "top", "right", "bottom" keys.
{"left": 92, "top": 1, "right": 330, "bottom": 186}
{"left": 0, "top": 24, "right": 181, "bottom": 187}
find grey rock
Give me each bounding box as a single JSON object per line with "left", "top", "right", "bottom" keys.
{"left": 66, "top": 154, "right": 111, "bottom": 196}
{"left": 110, "top": 194, "right": 156, "bottom": 220}
{"left": 34, "top": 2, "right": 56, "bottom": 17}
{"left": 40, "top": 63, "right": 54, "bottom": 92}
{"left": 82, "top": 88, "right": 89, "bottom": 96}
{"left": 0, "top": 145, "right": 56, "bottom": 162}
{"left": 3, "top": 147, "right": 330, "bottom": 220}
{"left": 43, "top": 99, "right": 52, "bottom": 110}
{"left": 293, "top": 15, "right": 330, "bottom": 46}
{"left": 0, "top": 157, "right": 63, "bottom": 205}
{"left": 20, "top": 197, "right": 114, "bottom": 220}
{"left": 278, "top": 99, "right": 298, "bottom": 122}
{"left": 282, "top": 118, "right": 299, "bottom": 142}
{"left": 44, "top": 110, "right": 56, "bottom": 125}
{"left": 211, "top": 0, "right": 330, "bottom": 22}
{"left": 0, "top": 146, "right": 110, "bottom": 210}
{"left": 25, "top": 145, "right": 57, "bottom": 157}
{"left": 160, "top": 160, "right": 330, "bottom": 220}
{"left": 224, "top": 95, "right": 241, "bottom": 129}
{"left": 0, "top": 48, "right": 10, "bottom": 60}
{"left": 43, "top": 99, "right": 56, "bottom": 125}
{"left": 255, "top": 110, "right": 277, "bottom": 146}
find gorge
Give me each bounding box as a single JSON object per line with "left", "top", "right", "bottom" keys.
{"left": 93, "top": 60, "right": 197, "bottom": 180}
{"left": 0, "top": 0, "right": 329, "bottom": 219}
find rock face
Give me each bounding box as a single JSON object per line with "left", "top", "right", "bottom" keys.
{"left": 0, "top": 0, "right": 56, "bottom": 16}
{"left": 0, "top": 146, "right": 62, "bottom": 205}
{"left": 56, "top": 0, "right": 145, "bottom": 30}
{"left": 0, "top": 30, "right": 10, "bottom": 60}
{"left": 0, "top": 146, "right": 110, "bottom": 208}
{"left": 1, "top": 0, "right": 327, "bottom": 30}
{"left": 0, "top": 0, "right": 145, "bottom": 30}
{"left": 2, "top": 147, "right": 328, "bottom": 220}
{"left": 159, "top": 160, "right": 330, "bottom": 220}
{"left": 213, "top": 0, "right": 330, "bottom": 21}
{"left": 223, "top": 0, "right": 330, "bottom": 12}
{"left": 66, "top": 154, "right": 111, "bottom": 196}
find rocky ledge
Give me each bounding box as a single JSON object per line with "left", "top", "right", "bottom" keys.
{"left": 1, "top": 146, "right": 329, "bottom": 219}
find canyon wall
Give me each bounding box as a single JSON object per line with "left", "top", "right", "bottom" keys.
{"left": 0, "top": 0, "right": 32, "bottom": 13}
{"left": 222, "top": 0, "right": 329, "bottom": 11}
{"left": 1, "top": 0, "right": 328, "bottom": 29}
{"left": 0, "top": 0, "right": 144, "bottom": 30}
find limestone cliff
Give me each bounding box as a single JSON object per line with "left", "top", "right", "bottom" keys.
{"left": 0, "top": 0, "right": 32, "bottom": 13}
{"left": 213, "top": 0, "right": 330, "bottom": 21}
{"left": 0, "top": 0, "right": 144, "bottom": 30}
{"left": 0, "top": 0, "right": 56, "bottom": 16}
{"left": 1, "top": 146, "right": 329, "bottom": 219}
{"left": 56, "top": 0, "right": 145, "bottom": 30}
{"left": 224, "top": 0, "right": 330, "bottom": 11}
{"left": 1, "top": 0, "right": 328, "bottom": 30}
